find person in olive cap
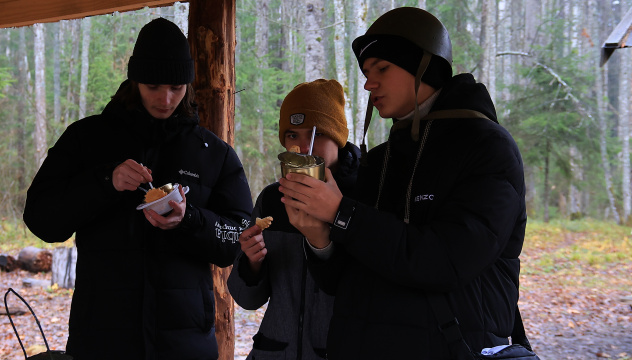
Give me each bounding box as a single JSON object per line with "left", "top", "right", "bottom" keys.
{"left": 23, "top": 17, "right": 253, "bottom": 360}
{"left": 279, "top": 7, "right": 528, "bottom": 359}
{"left": 228, "top": 79, "right": 360, "bottom": 360}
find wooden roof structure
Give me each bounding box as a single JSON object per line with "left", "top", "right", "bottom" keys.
{"left": 601, "top": 6, "right": 632, "bottom": 66}
{"left": 0, "top": 0, "right": 179, "bottom": 28}
{"left": 1, "top": 1, "right": 238, "bottom": 359}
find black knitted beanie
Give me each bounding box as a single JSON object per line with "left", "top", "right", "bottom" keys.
{"left": 127, "top": 18, "right": 195, "bottom": 85}
{"left": 355, "top": 34, "right": 451, "bottom": 90}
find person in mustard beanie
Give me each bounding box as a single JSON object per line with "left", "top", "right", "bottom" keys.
{"left": 23, "top": 17, "right": 253, "bottom": 360}
{"left": 278, "top": 79, "right": 349, "bottom": 149}
{"left": 279, "top": 7, "right": 529, "bottom": 360}
{"left": 228, "top": 79, "right": 360, "bottom": 360}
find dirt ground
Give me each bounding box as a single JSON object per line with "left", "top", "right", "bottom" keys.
{"left": 0, "top": 269, "right": 261, "bottom": 360}
{"left": 1, "top": 260, "right": 631, "bottom": 360}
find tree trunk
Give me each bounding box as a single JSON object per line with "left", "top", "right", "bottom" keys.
{"left": 0, "top": 254, "right": 18, "bottom": 272}
{"left": 353, "top": 0, "right": 368, "bottom": 146}
{"left": 333, "top": 0, "right": 352, "bottom": 142}
{"left": 188, "top": 0, "right": 236, "bottom": 358}
{"left": 619, "top": 45, "right": 631, "bottom": 223}
{"left": 18, "top": 246, "right": 52, "bottom": 273}
{"left": 591, "top": 0, "right": 620, "bottom": 224}
{"left": 53, "top": 22, "right": 61, "bottom": 124}
{"left": 16, "top": 27, "right": 28, "bottom": 206}
{"left": 174, "top": 2, "right": 189, "bottom": 36}
{"left": 543, "top": 140, "right": 550, "bottom": 223}
{"left": 253, "top": 0, "right": 270, "bottom": 196}
{"left": 504, "top": 0, "right": 523, "bottom": 107}
{"left": 51, "top": 246, "right": 77, "bottom": 289}
{"left": 234, "top": 0, "right": 243, "bottom": 162}
{"left": 480, "top": 0, "right": 496, "bottom": 99}
{"left": 304, "top": 0, "right": 325, "bottom": 81}
{"left": 65, "top": 20, "right": 80, "bottom": 127}
{"left": 284, "top": 0, "right": 300, "bottom": 75}
{"left": 33, "top": 22, "right": 47, "bottom": 169}
{"left": 569, "top": 146, "right": 583, "bottom": 219}
{"left": 79, "top": 17, "right": 91, "bottom": 119}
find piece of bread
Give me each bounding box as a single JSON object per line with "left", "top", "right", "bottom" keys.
{"left": 255, "top": 216, "right": 273, "bottom": 230}
{"left": 145, "top": 188, "right": 167, "bottom": 203}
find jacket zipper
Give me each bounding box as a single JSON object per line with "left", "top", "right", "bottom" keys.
{"left": 297, "top": 256, "right": 307, "bottom": 359}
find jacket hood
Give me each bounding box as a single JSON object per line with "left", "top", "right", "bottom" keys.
{"left": 431, "top": 73, "right": 498, "bottom": 123}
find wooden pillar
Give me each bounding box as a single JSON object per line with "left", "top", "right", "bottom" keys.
{"left": 188, "top": 1, "right": 236, "bottom": 359}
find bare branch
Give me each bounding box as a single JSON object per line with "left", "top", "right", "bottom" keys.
{"left": 496, "top": 51, "right": 531, "bottom": 57}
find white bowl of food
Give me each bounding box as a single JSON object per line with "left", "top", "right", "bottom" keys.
{"left": 136, "top": 183, "right": 189, "bottom": 215}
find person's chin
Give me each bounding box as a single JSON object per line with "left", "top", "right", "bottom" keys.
{"left": 377, "top": 109, "right": 393, "bottom": 119}
{"left": 151, "top": 110, "right": 172, "bottom": 119}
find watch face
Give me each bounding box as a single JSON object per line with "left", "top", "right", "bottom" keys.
{"left": 334, "top": 217, "right": 349, "bottom": 229}
{"left": 333, "top": 203, "right": 355, "bottom": 230}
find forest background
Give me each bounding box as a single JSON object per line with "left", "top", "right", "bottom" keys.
{"left": 0, "top": 0, "right": 631, "bottom": 227}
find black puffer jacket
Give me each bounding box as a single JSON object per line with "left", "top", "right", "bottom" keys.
{"left": 305, "top": 74, "right": 527, "bottom": 359}
{"left": 228, "top": 143, "right": 360, "bottom": 360}
{"left": 23, "top": 91, "right": 253, "bottom": 360}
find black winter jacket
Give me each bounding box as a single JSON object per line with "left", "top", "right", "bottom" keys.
{"left": 23, "top": 92, "right": 253, "bottom": 360}
{"left": 305, "top": 74, "right": 527, "bottom": 359}
{"left": 228, "top": 143, "right": 361, "bottom": 360}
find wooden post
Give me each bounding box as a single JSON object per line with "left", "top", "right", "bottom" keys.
{"left": 188, "top": 1, "right": 236, "bottom": 359}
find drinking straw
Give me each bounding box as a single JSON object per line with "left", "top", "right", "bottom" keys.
{"left": 308, "top": 126, "right": 316, "bottom": 155}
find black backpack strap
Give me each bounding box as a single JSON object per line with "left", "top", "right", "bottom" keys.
{"left": 422, "top": 109, "right": 493, "bottom": 122}
{"left": 511, "top": 307, "right": 534, "bottom": 351}
{"left": 360, "top": 98, "right": 374, "bottom": 167}
{"left": 427, "top": 291, "right": 534, "bottom": 358}
{"left": 426, "top": 292, "right": 476, "bottom": 360}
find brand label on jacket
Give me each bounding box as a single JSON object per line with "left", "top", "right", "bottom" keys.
{"left": 414, "top": 194, "right": 434, "bottom": 202}
{"left": 179, "top": 169, "right": 200, "bottom": 178}
{"left": 215, "top": 222, "right": 242, "bottom": 243}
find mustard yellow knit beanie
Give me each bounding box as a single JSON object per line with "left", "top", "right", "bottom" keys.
{"left": 279, "top": 79, "right": 349, "bottom": 148}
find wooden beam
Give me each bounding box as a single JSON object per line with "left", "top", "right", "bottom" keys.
{"left": 0, "top": 0, "right": 179, "bottom": 28}
{"left": 601, "top": 6, "right": 632, "bottom": 66}
{"left": 603, "top": 7, "right": 632, "bottom": 49}
{"left": 189, "top": 0, "right": 237, "bottom": 359}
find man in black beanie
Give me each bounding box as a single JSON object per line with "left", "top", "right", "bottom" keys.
{"left": 23, "top": 17, "right": 253, "bottom": 360}
{"left": 279, "top": 7, "right": 529, "bottom": 359}
{"left": 127, "top": 17, "right": 195, "bottom": 85}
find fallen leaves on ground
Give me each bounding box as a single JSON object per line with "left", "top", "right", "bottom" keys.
{"left": 0, "top": 268, "right": 264, "bottom": 360}
{"left": 1, "top": 223, "right": 631, "bottom": 360}
{"left": 520, "top": 227, "right": 632, "bottom": 360}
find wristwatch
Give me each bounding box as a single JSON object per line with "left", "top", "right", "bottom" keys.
{"left": 332, "top": 197, "right": 356, "bottom": 230}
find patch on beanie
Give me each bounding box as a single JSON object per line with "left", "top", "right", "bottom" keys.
{"left": 290, "top": 113, "right": 305, "bottom": 125}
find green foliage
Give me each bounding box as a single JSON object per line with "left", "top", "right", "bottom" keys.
{"left": 0, "top": 67, "right": 14, "bottom": 95}
{"left": 235, "top": 1, "right": 305, "bottom": 196}
{"left": 432, "top": 0, "right": 482, "bottom": 74}
{"left": 0, "top": 222, "right": 62, "bottom": 252}
{"left": 498, "top": 7, "right": 611, "bottom": 221}
{"left": 87, "top": 14, "right": 136, "bottom": 114}
{"left": 523, "top": 219, "right": 632, "bottom": 288}
{"left": 0, "top": 1, "right": 631, "bottom": 226}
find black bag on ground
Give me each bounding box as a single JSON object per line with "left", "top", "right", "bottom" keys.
{"left": 472, "top": 344, "right": 539, "bottom": 359}
{"left": 4, "top": 287, "right": 73, "bottom": 360}
{"left": 427, "top": 292, "right": 540, "bottom": 360}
